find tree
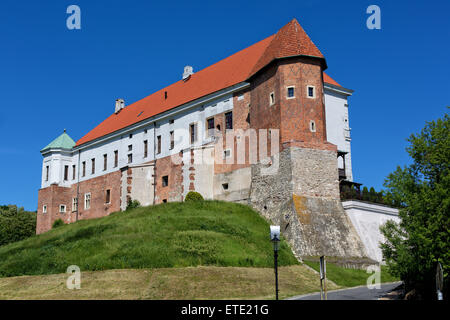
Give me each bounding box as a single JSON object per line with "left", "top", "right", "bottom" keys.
{"left": 0, "top": 205, "right": 36, "bottom": 246}
{"left": 362, "top": 186, "right": 369, "bottom": 201}
{"left": 380, "top": 112, "right": 449, "bottom": 299}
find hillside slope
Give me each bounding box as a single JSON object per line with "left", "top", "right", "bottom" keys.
{"left": 0, "top": 201, "right": 298, "bottom": 278}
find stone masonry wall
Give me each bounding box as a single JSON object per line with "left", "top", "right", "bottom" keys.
{"left": 250, "top": 146, "right": 368, "bottom": 260}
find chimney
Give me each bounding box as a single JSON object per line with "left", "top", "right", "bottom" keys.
{"left": 115, "top": 99, "right": 125, "bottom": 114}
{"left": 182, "top": 66, "right": 194, "bottom": 80}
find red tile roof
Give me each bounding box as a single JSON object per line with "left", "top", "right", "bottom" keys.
{"left": 76, "top": 19, "right": 338, "bottom": 147}
{"left": 323, "top": 73, "right": 341, "bottom": 87}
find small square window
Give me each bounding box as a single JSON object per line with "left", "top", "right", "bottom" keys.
{"left": 162, "top": 199, "right": 167, "bottom": 203}
{"left": 222, "top": 183, "right": 229, "bottom": 190}
{"left": 287, "top": 87, "right": 295, "bottom": 98}
{"left": 169, "top": 119, "right": 174, "bottom": 124}
{"left": 129, "top": 133, "right": 133, "bottom": 139}
{"left": 162, "top": 175, "right": 169, "bottom": 187}
{"left": 223, "top": 149, "right": 231, "bottom": 159}
{"left": 128, "top": 145, "right": 132, "bottom": 152}
{"left": 59, "top": 205, "right": 66, "bottom": 213}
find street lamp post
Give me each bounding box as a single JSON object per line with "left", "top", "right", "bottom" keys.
{"left": 270, "top": 225, "right": 281, "bottom": 300}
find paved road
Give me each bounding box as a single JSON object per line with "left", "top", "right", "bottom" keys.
{"left": 288, "top": 282, "right": 402, "bottom": 300}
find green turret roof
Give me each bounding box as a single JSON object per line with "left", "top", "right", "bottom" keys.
{"left": 41, "top": 130, "right": 76, "bottom": 153}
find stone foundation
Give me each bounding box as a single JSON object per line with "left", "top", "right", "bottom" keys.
{"left": 250, "top": 146, "right": 368, "bottom": 260}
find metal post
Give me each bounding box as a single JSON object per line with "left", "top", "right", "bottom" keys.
{"left": 320, "top": 278, "right": 323, "bottom": 300}
{"left": 274, "top": 249, "right": 279, "bottom": 300}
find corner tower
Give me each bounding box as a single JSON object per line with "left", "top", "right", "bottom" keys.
{"left": 248, "top": 19, "right": 369, "bottom": 262}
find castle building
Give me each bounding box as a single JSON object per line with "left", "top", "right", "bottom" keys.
{"left": 38, "top": 19, "right": 370, "bottom": 261}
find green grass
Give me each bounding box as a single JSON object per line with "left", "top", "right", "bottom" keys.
{"left": 0, "top": 201, "right": 299, "bottom": 278}
{"left": 303, "top": 261, "right": 399, "bottom": 287}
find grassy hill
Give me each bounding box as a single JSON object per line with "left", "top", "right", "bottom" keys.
{"left": 0, "top": 201, "right": 298, "bottom": 278}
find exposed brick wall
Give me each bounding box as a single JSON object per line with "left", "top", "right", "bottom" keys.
{"left": 249, "top": 57, "right": 336, "bottom": 154}
{"left": 36, "top": 170, "right": 121, "bottom": 234}
{"left": 214, "top": 89, "right": 253, "bottom": 175}
{"left": 37, "top": 184, "right": 72, "bottom": 234}
{"left": 154, "top": 153, "right": 183, "bottom": 203}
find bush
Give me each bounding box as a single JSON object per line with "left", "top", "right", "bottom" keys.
{"left": 126, "top": 199, "right": 141, "bottom": 210}
{"left": 185, "top": 191, "right": 204, "bottom": 202}
{"left": 0, "top": 205, "right": 36, "bottom": 246}
{"left": 52, "top": 219, "right": 64, "bottom": 229}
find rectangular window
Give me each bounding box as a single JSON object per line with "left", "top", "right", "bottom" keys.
{"left": 103, "top": 154, "right": 107, "bottom": 171}
{"left": 223, "top": 149, "right": 231, "bottom": 159}
{"left": 72, "top": 197, "right": 78, "bottom": 212}
{"left": 105, "top": 189, "right": 111, "bottom": 204}
{"left": 64, "top": 165, "right": 69, "bottom": 181}
{"left": 170, "top": 131, "right": 174, "bottom": 150}
{"left": 43, "top": 205, "right": 47, "bottom": 214}
{"left": 91, "top": 158, "right": 95, "bottom": 174}
{"left": 72, "top": 165, "right": 76, "bottom": 180}
{"left": 207, "top": 118, "right": 215, "bottom": 136}
{"left": 287, "top": 86, "right": 295, "bottom": 98}
{"left": 157, "top": 135, "right": 161, "bottom": 154}
{"left": 59, "top": 205, "right": 66, "bottom": 213}
{"left": 190, "top": 123, "right": 197, "bottom": 144}
{"left": 144, "top": 140, "right": 148, "bottom": 157}
{"left": 128, "top": 144, "right": 132, "bottom": 152}
{"left": 162, "top": 175, "right": 169, "bottom": 187}
{"left": 114, "top": 150, "right": 118, "bottom": 167}
{"left": 128, "top": 153, "right": 133, "bottom": 164}
{"left": 45, "top": 166, "right": 49, "bottom": 181}
{"left": 84, "top": 193, "right": 91, "bottom": 210}
{"left": 82, "top": 161, "right": 86, "bottom": 177}
{"left": 307, "top": 85, "right": 315, "bottom": 98}
{"left": 225, "top": 112, "right": 233, "bottom": 130}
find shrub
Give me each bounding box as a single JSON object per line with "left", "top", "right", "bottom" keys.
{"left": 185, "top": 191, "right": 204, "bottom": 202}
{"left": 52, "top": 219, "right": 64, "bottom": 229}
{"left": 126, "top": 199, "right": 141, "bottom": 210}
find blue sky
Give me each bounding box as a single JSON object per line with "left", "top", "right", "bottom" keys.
{"left": 0, "top": 0, "right": 448, "bottom": 210}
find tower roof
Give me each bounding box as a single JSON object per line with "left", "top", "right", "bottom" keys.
{"left": 75, "top": 19, "right": 332, "bottom": 147}
{"left": 250, "top": 18, "right": 326, "bottom": 77}
{"left": 41, "top": 130, "right": 76, "bottom": 153}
